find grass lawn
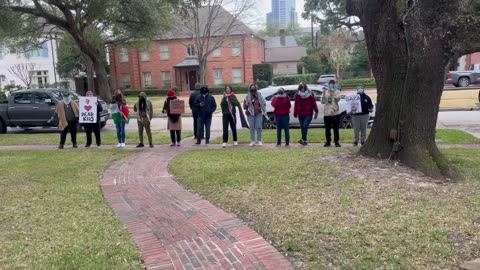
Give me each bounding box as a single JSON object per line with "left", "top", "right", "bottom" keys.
{"left": 0, "top": 131, "right": 192, "bottom": 146}
{"left": 170, "top": 148, "right": 480, "bottom": 269}
{"left": 211, "top": 128, "right": 480, "bottom": 145}
{"left": 0, "top": 150, "right": 142, "bottom": 269}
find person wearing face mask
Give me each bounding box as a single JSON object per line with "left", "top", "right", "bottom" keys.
{"left": 163, "top": 89, "right": 183, "bottom": 146}
{"left": 55, "top": 92, "right": 79, "bottom": 149}
{"left": 111, "top": 89, "right": 129, "bottom": 148}
{"left": 351, "top": 85, "right": 374, "bottom": 146}
{"left": 194, "top": 85, "right": 217, "bottom": 144}
{"left": 220, "top": 85, "right": 240, "bottom": 147}
{"left": 271, "top": 88, "right": 291, "bottom": 146}
{"left": 83, "top": 90, "right": 103, "bottom": 148}
{"left": 322, "top": 80, "right": 342, "bottom": 147}
{"left": 133, "top": 92, "right": 154, "bottom": 148}
{"left": 243, "top": 84, "right": 266, "bottom": 146}
{"left": 293, "top": 82, "right": 318, "bottom": 146}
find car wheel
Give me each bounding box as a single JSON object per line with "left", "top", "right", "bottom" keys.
{"left": 339, "top": 113, "right": 352, "bottom": 129}
{"left": 0, "top": 120, "right": 6, "bottom": 134}
{"left": 100, "top": 121, "right": 107, "bottom": 129}
{"left": 263, "top": 113, "right": 276, "bottom": 129}
{"left": 458, "top": 77, "right": 471, "bottom": 87}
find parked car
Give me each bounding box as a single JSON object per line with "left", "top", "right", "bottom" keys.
{"left": 317, "top": 74, "right": 339, "bottom": 86}
{"left": 0, "top": 88, "right": 109, "bottom": 134}
{"left": 446, "top": 70, "right": 480, "bottom": 87}
{"left": 260, "top": 85, "right": 375, "bottom": 129}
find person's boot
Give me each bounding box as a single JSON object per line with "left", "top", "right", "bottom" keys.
{"left": 136, "top": 143, "right": 145, "bottom": 148}
{"left": 335, "top": 142, "right": 341, "bottom": 147}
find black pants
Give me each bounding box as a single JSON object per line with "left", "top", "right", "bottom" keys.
{"left": 197, "top": 116, "right": 212, "bottom": 143}
{"left": 170, "top": 130, "right": 181, "bottom": 144}
{"left": 60, "top": 121, "right": 78, "bottom": 146}
{"left": 193, "top": 112, "right": 199, "bottom": 139}
{"left": 222, "top": 114, "right": 237, "bottom": 143}
{"left": 84, "top": 123, "right": 101, "bottom": 146}
{"left": 324, "top": 115, "right": 340, "bottom": 143}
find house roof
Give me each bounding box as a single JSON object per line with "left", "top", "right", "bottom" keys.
{"left": 265, "top": 46, "right": 307, "bottom": 63}
{"left": 161, "top": 6, "right": 256, "bottom": 40}
{"left": 264, "top": 36, "right": 298, "bottom": 48}
{"left": 174, "top": 58, "right": 199, "bottom": 67}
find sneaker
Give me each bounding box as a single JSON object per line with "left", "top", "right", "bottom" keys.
{"left": 302, "top": 141, "right": 308, "bottom": 146}
{"left": 117, "top": 143, "right": 122, "bottom": 148}
{"left": 276, "top": 143, "right": 281, "bottom": 147}
{"left": 149, "top": 144, "right": 154, "bottom": 148}
{"left": 298, "top": 139, "right": 304, "bottom": 144}
{"left": 233, "top": 141, "right": 238, "bottom": 146}
{"left": 324, "top": 142, "right": 331, "bottom": 147}
{"left": 258, "top": 141, "right": 263, "bottom": 146}
{"left": 58, "top": 145, "right": 64, "bottom": 149}
{"left": 335, "top": 142, "right": 341, "bottom": 147}
{"left": 170, "top": 143, "right": 176, "bottom": 146}
{"left": 73, "top": 144, "right": 78, "bottom": 149}
{"left": 85, "top": 144, "right": 91, "bottom": 148}
{"left": 249, "top": 142, "right": 255, "bottom": 147}
{"left": 136, "top": 143, "right": 145, "bottom": 148}
{"left": 353, "top": 142, "right": 358, "bottom": 147}
{"left": 222, "top": 143, "right": 227, "bottom": 148}
{"left": 195, "top": 141, "right": 201, "bottom": 145}
{"left": 121, "top": 143, "right": 126, "bottom": 148}
{"left": 176, "top": 142, "right": 181, "bottom": 146}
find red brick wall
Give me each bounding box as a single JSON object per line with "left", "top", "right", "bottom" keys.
{"left": 110, "top": 35, "right": 265, "bottom": 92}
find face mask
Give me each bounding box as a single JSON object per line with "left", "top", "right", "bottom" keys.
{"left": 357, "top": 89, "right": 364, "bottom": 94}
{"left": 201, "top": 90, "right": 208, "bottom": 95}
{"left": 250, "top": 89, "right": 256, "bottom": 93}
{"left": 329, "top": 84, "right": 335, "bottom": 89}
{"left": 63, "top": 96, "right": 71, "bottom": 104}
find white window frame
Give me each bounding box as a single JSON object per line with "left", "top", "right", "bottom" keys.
{"left": 186, "top": 44, "right": 195, "bottom": 57}
{"left": 213, "top": 69, "right": 223, "bottom": 85}
{"left": 162, "top": 71, "right": 171, "bottom": 87}
{"left": 232, "top": 68, "right": 242, "bottom": 84}
{"left": 31, "top": 70, "right": 49, "bottom": 86}
{"left": 231, "top": 40, "right": 241, "bottom": 56}
{"left": 160, "top": 44, "right": 169, "bottom": 60}
{"left": 120, "top": 48, "right": 129, "bottom": 63}
{"left": 143, "top": 72, "right": 152, "bottom": 87}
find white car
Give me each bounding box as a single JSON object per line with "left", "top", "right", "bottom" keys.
{"left": 259, "top": 85, "right": 375, "bottom": 128}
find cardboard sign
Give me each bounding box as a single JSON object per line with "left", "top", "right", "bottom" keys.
{"left": 79, "top": 97, "right": 97, "bottom": 123}
{"left": 169, "top": 99, "right": 185, "bottom": 114}
{"left": 346, "top": 95, "right": 363, "bottom": 114}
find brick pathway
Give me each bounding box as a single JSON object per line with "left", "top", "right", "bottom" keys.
{"left": 100, "top": 141, "right": 294, "bottom": 270}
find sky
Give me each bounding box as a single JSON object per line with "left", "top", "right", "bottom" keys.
{"left": 249, "top": 0, "right": 310, "bottom": 29}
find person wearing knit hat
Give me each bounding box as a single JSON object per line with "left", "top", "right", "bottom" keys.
{"left": 194, "top": 84, "right": 217, "bottom": 144}
{"left": 163, "top": 89, "right": 183, "bottom": 146}
{"left": 351, "top": 85, "right": 374, "bottom": 146}
{"left": 133, "top": 91, "right": 154, "bottom": 148}
{"left": 189, "top": 82, "right": 203, "bottom": 140}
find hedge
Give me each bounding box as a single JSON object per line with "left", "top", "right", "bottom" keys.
{"left": 341, "top": 78, "right": 376, "bottom": 87}
{"left": 122, "top": 88, "right": 177, "bottom": 96}
{"left": 122, "top": 84, "right": 253, "bottom": 96}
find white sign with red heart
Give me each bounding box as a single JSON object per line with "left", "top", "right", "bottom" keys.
{"left": 79, "top": 97, "right": 98, "bottom": 123}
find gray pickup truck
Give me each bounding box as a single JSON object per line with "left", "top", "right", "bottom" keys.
{"left": 0, "top": 88, "right": 109, "bottom": 133}
{"left": 446, "top": 70, "right": 480, "bottom": 87}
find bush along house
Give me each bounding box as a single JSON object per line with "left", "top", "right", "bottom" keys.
{"left": 109, "top": 6, "right": 265, "bottom": 94}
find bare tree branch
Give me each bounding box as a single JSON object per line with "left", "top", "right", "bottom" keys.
{"left": 8, "top": 63, "right": 37, "bottom": 88}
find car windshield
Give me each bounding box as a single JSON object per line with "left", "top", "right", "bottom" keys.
{"left": 50, "top": 90, "right": 80, "bottom": 101}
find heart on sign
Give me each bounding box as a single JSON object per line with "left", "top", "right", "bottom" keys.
{"left": 84, "top": 105, "right": 92, "bottom": 111}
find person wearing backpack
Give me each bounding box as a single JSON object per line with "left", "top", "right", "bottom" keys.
{"left": 351, "top": 85, "right": 374, "bottom": 146}
{"left": 163, "top": 89, "right": 183, "bottom": 146}
{"left": 271, "top": 88, "right": 291, "bottom": 146}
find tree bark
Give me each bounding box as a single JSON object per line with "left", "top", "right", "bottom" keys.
{"left": 82, "top": 52, "right": 96, "bottom": 95}
{"left": 357, "top": 1, "right": 459, "bottom": 179}
{"left": 199, "top": 58, "right": 207, "bottom": 84}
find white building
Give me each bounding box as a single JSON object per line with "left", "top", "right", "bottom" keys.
{"left": 0, "top": 40, "right": 62, "bottom": 89}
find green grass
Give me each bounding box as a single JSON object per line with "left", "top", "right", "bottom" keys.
{"left": 212, "top": 128, "right": 480, "bottom": 144}
{"left": 0, "top": 131, "right": 192, "bottom": 146}
{"left": 0, "top": 150, "right": 143, "bottom": 269}
{"left": 170, "top": 148, "right": 480, "bottom": 269}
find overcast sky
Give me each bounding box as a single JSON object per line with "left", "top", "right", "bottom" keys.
{"left": 248, "top": 0, "right": 310, "bottom": 29}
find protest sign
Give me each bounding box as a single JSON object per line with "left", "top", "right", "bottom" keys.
{"left": 346, "top": 95, "right": 362, "bottom": 114}
{"left": 79, "top": 96, "right": 97, "bottom": 123}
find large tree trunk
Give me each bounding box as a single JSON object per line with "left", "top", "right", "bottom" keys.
{"left": 82, "top": 52, "right": 96, "bottom": 95}
{"left": 199, "top": 58, "right": 207, "bottom": 84}
{"left": 357, "top": 1, "right": 458, "bottom": 179}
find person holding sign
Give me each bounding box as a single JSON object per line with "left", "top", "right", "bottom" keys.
{"left": 81, "top": 91, "right": 103, "bottom": 147}
{"left": 351, "top": 85, "right": 374, "bottom": 146}
{"left": 111, "top": 89, "right": 129, "bottom": 148}
{"left": 133, "top": 92, "right": 154, "bottom": 148}
{"left": 54, "top": 92, "right": 79, "bottom": 149}
{"left": 293, "top": 83, "right": 318, "bottom": 146}
{"left": 220, "top": 85, "right": 241, "bottom": 148}
{"left": 194, "top": 85, "right": 217, "bottom": 145}
{"left": 321, "top": 80, "right": 342, "bottom": 147}
{"left": 163, "top": 89, "right": 183, "bottom": 146}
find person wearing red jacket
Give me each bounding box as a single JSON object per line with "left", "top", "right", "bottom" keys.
{"left": 271, "top": 88, "right": 292, "bottom": 146}
{"left": 294, "top": 83, "right": 318, "bottom": 145}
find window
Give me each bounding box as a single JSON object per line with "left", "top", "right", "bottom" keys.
{"left": 9, "top": 80, "right": 15, "bottom": 85}
{"left": 160, "top": 44, "right": 169, "bottom": 59}
{"left": 231, "top": 40, "right": 241, "bottom": 56}
{"left": 32, "top": 71, "right": 49, "bottom": 86}
{"left": 232, "top": 68, "right": 242, "bottom": 84}
{"left": 162, "top": 72, "right": 171, "bottom": 87}
{"left": 34, "top": 92, "right": 51, "bottom": 104}
{"left": 213, "top": 69, "right": 223, "bottom": 85}
{"left": 24, "top": 43, "right": 49, "bottom": 58}
{"left": 186, "top": 44, "right": 195, "bottom": 56}
{"left": 140, "top": 49, "right": 150, "bottom": 61}
{"left": 122, "top": 74, "right": 131, "bottom": 88}
{"left": 212, "top": 47, "right": 221, "bottom": 57}
{"left": 143, "top": 72, "right": 152, "bottom": 87}
{"left": 13, "top": 93, "right": 32, "bottom": 104}
{"left": 120, "top": 48, "right": 129, "bottom": 62}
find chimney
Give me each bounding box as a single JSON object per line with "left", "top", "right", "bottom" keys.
{"left": 279, "top": 29, "right": 286, "bottom": 46}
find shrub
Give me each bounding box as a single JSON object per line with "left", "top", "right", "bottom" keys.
{"left": 253, "top": 64, "right": 273, "bottom": 84}
{"left": 272, "top": 73, "right": 318, "bottom": 85}
{"left": 208, "top": 84, "right": 250, "bottom": 95}
{"left": 257, "top": 80, "right": 268, "bottom": 89}
{"left": 341, "top": 78, "right": 376, "bottom": 87}
{"left": 122, "top": 87, "right": 179, "bottom": 96}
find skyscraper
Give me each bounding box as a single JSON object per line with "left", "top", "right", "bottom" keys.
{"left": 266, "top": 0, "right": 297, "bottom": 28}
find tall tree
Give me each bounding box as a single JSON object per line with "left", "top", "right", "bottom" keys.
{"left": 0, "top": 0, "right": 175, "bottom": 101}
{"left": 304, "top": 0, "right": 480, "bottom": 179}
{"left": 177, "top": 0, "right": 253, "bottom": 84}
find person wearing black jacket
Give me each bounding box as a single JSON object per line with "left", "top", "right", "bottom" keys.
{"left": 83, "top": 90, "right": 103, "bottom": 147}
{"left": 189, "top": 83, "right": 202, "bottom": 140}
{"left": 351, "top": 85, "right": 374, "bottom": 146}
{"left": 194, "top": 85, "right": 217, "bottom": 144}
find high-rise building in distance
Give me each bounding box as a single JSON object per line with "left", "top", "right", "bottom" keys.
{"left": 266, "top": 0, "right": 297, "bottom": 28}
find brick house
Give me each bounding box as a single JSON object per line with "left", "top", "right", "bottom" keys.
{"left": 109, "top": 7, "right": 265, "bottom": 93}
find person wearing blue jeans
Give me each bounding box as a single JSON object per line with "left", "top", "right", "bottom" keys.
{"left": 244, "top": 84, "right": 267, "bottom": 146}
{"left": 115, "top": 122, "right": 126, "bottom": 144}
{"left": 298, "top": 115, "right": 313, "bottom": 143}
{"left": 293, "top": 83, "right": 318, "bottom": 145}
{"left": 271, "top": 88, "right": 291, "bottom": 146}
{"left": 111, "top": 89, "right": 128, "bottom": 148}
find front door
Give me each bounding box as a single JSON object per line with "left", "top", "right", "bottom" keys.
{"left": 188, "top": 70, "right": 197, "bottom": 90}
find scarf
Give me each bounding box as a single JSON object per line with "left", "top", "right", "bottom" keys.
{"left": 245, "top": 91, "right": 266, "bottom": 116}
{"left": 297, "top": 90, "right": 312, "bottom": 99}
{"left": 224, "top": 92, "right": 236, "bottom": 115}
